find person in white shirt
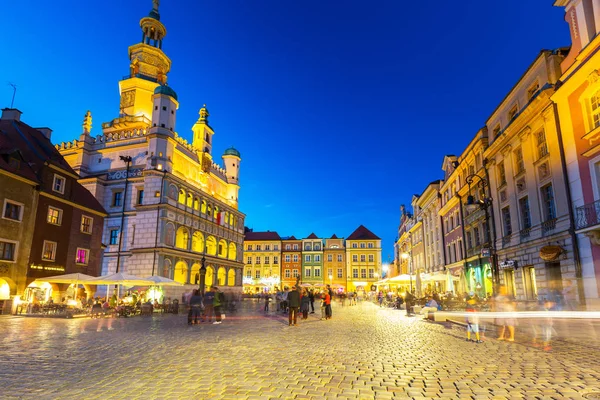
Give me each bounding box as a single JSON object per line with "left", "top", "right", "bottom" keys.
{"left": 420, "top": 296, "right": 439, "bottom": 316}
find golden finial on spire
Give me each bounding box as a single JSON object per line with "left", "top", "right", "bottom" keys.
{"left": 152, "top": 0, "right": 160, "bottom": 11}
{"left": 82, "top": 110, "right": 92, "bottom": 134}
{"left": 199, "top": 104, "right": 209, "bottom": 123}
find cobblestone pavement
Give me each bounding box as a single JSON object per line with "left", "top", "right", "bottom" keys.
{"left": 1, "top": 300, "right": 600, "bottom": 400}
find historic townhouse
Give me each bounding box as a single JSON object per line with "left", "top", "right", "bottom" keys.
{"left": 416, "top": 181, "right": 444, "bottom": 276}
{"left": 439, "top": 155, "right": 465, "bottom": 287}
{"left": 0, "top": 109, "right": 106, "bottom": 312}
{"left": 324, "top": 234, "right": 346, "bottom": 290}
{"left": 395, "top": 205, "right": 414, "bottom": 278}
{"left": 552, "top": 0, "right": 600, "bottom": 309}
{"left": 57, "top": 2, "right": 245, "bottom": 298}
{"left": 243, "top": 231, "right": 281, "bottom": 293}
{"left": 454, "top": 130, "right": 493, "bottom": 297}
{"left": 281, "top": 236, "right": 301, "bottom": 290}
{"left": 302, "top": 233, "right": 323, "bottom": 285}
{"left": 346, "top": 225, "right": 382, "bottom": 292}
{"left": 484, "top": 49, "right": 577, "bottom": 302}
{"left": 408, "top": 196, "right": 426, "bottom": 294}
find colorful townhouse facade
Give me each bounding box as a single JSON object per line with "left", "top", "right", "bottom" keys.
{"left": 281, "top": 236, "right": 302, "bottom": 290}
{"left": 346, "top": 225, "right": 382, "bottom": 293}
{"left": 324, "top": 235, "right": 346, "bottom": 288}
{"left": 243, "top": 231, "right": 281, "bottom": 293}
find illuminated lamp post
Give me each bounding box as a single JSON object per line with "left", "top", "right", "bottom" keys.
{"left": 199, "top": 254, "right": 207, "bottom": 295}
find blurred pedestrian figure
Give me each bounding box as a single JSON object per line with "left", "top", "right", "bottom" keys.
{"left": 466, "top": 297, "right": 482, "bottom": 343}
{"left": 281, "top": 287, "right": 289, "bottom": 314}
{"left": 532, "top": 299, "right": 554, "bottom": 351}
{"left": 327, "top": 285, "right": 334, "bottom": 318}
{"left": 378, "top": 291, "right": 384, "bottom": 307}
{"left": 188, "top": 289, "right": 204, "bottom": 325}
{"left": 495, "top": 286, "right": 515, "bottom": 341}
{"left": 287, "top": 286, "right": 300, "bottom": 326}
{"left": 212, "top": 287, "right": 224, "bottom": 324}
{"left": 405, "top": 291, "right": 415, "bottom": 316}
{"left": 324, "top": 290, "right": 332, "bottom": 319}
{"left": 203, "top": 287, "right": 215, "bottom": 323}
{"left": 309, "top": 289, "right": 315, "bottom": 313}
{"left": 562, "top": 280, "right": 577, "bottom": 311}
{"left": 300, "top": 289, "right": 310, "bottom": 320}
{"left": 320, "top": 291, "right": 327, "bottom": 320}
{"left": 264, "top": 292, "right": 271, "bottom": 312}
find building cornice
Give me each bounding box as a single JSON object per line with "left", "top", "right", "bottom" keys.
{"left": 39, "top": 191, "right": 107, "bottom": 217}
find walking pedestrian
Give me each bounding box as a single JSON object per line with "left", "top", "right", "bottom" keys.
{"left": 320, "top": 292, "right": 327, "bottom": 320}
{"left": 309, "top": 289, "right": 315, "bottom": 313}
{"left": 203, "top": 287, "right": 215, "bottom": 323}
{"left": 300, "top": 289, "right": 310, "bottom": 320}
{"left": 212, "top": 286, "right": 224, "bottom": 324}
{"left": 324, "top": 290, "right": 332, "bottom": 320}
{"left": 189, "top": 289, "right": 204, "bottom": 325}
{"left": 287, "top": 286, "right": 300, "bottom": 326}
{"left": 532, "top": 298, "right": 554, "bottom": 351}
{"left": 264, "top": 292, "right": 271, "bottom": 312}
{"left": 327, "top": 285, "right": 334, "bottom": 318}
{"left": 465, "top": 297, "right": 482, "bottom": 343}
{"left": 378, "top": 291, "right": 384, "bottom": 307}
{"left": 495, "top": 286, "right": 515, "bottom": 341}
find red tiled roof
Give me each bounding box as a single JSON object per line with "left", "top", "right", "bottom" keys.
{"left": 286, "top": 236, "right": 297, "bottom": 240}
{"left": 245, "top": 231, "right": 281, "bottom": 241}
{"left": 347, "top": 225, "right": 380, "bottom": 240}
{"left": 306, "top": 233, "right": 318, "bottom": 239}
{"left": 330, "top": 234, "right": 339, "bottom": 239}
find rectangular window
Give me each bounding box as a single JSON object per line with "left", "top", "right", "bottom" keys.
{"left": 305, "top": 268, "right": 311, "bottom": 277}
{"left": 360, "top": 269, "right": 367, "bottom": 278}
{"left": 53, "top": 174, "right": 66, "bottom": 194}
{"left": 591, "top": 89, "right": 600, "bottom": 129}
{"left": 293, "top": 244, "right": 298, "bottom": 250}
{"left": 0, "top": 240, "right": 17, "bottom": 261}
{"left": 256, "top": 245, "right": 261, "bottom": 251}
{"left": 47, "top": 206, "right": 62, "bottom": 225}
{"left": 536, "top": 130, "right": 548, "bottom": 159}
{"left": 337, "top": 268, "right": 343, "bottom": 278}
{"left": 314, "top": 244, "right": 321, "bottom": 251}
{"left": 265, "top": 245, "right": 271, "bottom": 251}
{"left": 314, "top": 255, "right": 321, "bottom": 262}
{"left": 293, "top": 254, "right": 298, "bottom": 262}
{"left": 352, "top": 254, "right": 358, "bottom": 262}
{"left": 352, "top": 268, "right": 358, "bottom": 278}
{"left": 368, "top": 243, "right": 374, "bottom": 248}
{"left": 541, "top": 184, "right": 556, "bottom": 221}
{"left": 285, "top": 269, "right": 290, "bottom": 278}
{"left": 264, "top": 256, "right": 270, "bottom": 264}
{"left": 360, "top": 255, "right": 366, "bottom": 262}
{"left": 337, "top": 254, "right": 343, "bottom": 262}
{"left": 109, "top": 229, "right": 119, "bottom": 245}
{"left": 137, "top": 189, "right": 144, "bottom": 205}
{"left": 493, "top": 125, "right": 501, "bottom": 139}
{"left": 245, "top": 268, "right": 251, "bottom": 278}
{"left": 466, "top": 231, "right": 472, "bottom": 249}
{"left": 368, "top": 269, "right": 374, "bottom": 279}
{"left": 514, "top": 148, "right": 524, "bottom": 174}
{"left": 255, "top": 270, "right": 261, "bottom": 279}
{"left": 274, "top": 244, "right": 279, "bottom": 251}
{"left": 498, "top": 162, "right": 506, "bottom": 186}
{"left": 255, "top": 256, "right": 261, "bottom": 264}
{"left": 474, "top": 227, "right": 480, "bottom": 246}
{"left": 293, "top": 269, "right": 299, "bottom": 278}
{"left": 42, "top": 240, "right": 57, "bottom": 261}
{"left": 76, "top": 248, "right": 89, "bottom": 265}
{"left": 113, "top": 191, "right": 123, "bottom": 207}
{"left": 519, "top": 196, "right": 532, "bottom": 229}
{"left": 368, "top": 254, "right": 374, "bottom": 262}
{"left": 3, "top": 200, "right": 23, "bottom": 222}
{"left": 508, "top": 104, "right": 518, "bottom": 121}
{"left": 314, "top": 268, "right": 321, "bottom": 277}
{"left": 246, "top": 256, "right": 252, "bottom": 265}
{"left": 360, "top": 243, "right": 366, "bottom": 248}
{"left": 81, "top": 215, "right": 93, "bottom": 234}
{"left": 285, "top": 255, "right": 291, "bottom": 262}
{"left": 305, "top": 255, "right": 311, "bottom": 262}
{"left": 527, "top": 81, "right": 540, "bottom": 100}
{"left": 304, "top": 244, "right": 311, "bottom": 251}
{"left": 247, "top": 244, "right": 253, "bottom": 251}
{"left": 327, "top": 254, "right": 333, "bottom": 262}
{"left": 274, "top": 256, "right": 279, "bottom": 265}
{"left": 502, "top": 207, "right": 512, "bottom": 236}
{"left": 285, "top": 244, "right": 290, "bottom": 250}
{"left": 352, "top": 243, "right": 357, "bottom": 248}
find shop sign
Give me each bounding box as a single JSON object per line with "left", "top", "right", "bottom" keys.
{"left": 107, "top": 168, "right": 143, "bottom": 181}
{"left": 480, "top": 247, "right": 491, "bottom": 257}
{"left": 30, "top": 264, "right": 65, "bottom": 272}
{"left": 499, "top": 260, "right": 517, "bottom": 269}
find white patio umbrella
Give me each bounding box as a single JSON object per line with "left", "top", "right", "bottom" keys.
{"left": 34, "top": 273, "right": 98, "bottom": 300}
{"left": 446, "top": 269, "right": 455, "bottom": 293}
{"left": 143, "top": 276, "right": 183, "bottom": 286}
{"left": 90, "top": 273, "right": 156, "bottom": 300}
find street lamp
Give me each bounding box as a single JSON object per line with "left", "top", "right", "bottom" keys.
{"left": 465, "top": 173, "right": 499, "bottom": 295}
{"left": 116, "top": 155, "right": 132, "bottom": 274}
{"left": 199, "top": 254, "right": 207, "bottom": 295}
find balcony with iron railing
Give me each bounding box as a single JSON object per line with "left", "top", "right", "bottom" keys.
{"left": 541, "top": 218, "right": 557, "bottom": 236}
{"left": 576, "top": 200, "right": 600, "bottom": 231}
{"left": 502, "top": 234, "right": 512, "bottom": 248}
{"left": 520, "top": 227, "right": 531, "bottom": 241}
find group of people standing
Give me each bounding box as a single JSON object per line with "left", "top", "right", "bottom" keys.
{"left": 264, "top": 285, "right": 334, "bottom": 325}
{"left": 187, "top": 286, "right": 225, "bottom": 325}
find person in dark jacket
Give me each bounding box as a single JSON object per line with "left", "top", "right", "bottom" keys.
{"left": 188, "top": 289, "right": 204, "bottom": 325}
{"left": 287, "top": 286, "right": 301, "bottom": 326}
{"left": 309, "top": 290, "right": 315, "bottom": 313}
{"left": 300, "top": 289, "right": 310, "bottom": 320}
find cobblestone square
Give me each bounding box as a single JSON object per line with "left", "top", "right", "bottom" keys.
{"left": 1, "top": 301, "right": 599, "bottom": 399}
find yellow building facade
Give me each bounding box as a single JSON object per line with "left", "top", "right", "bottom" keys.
{"left": 243, "top": 232, "right": 282, "bottom": 293}
{"left": 346, "top": 225, "right": 382, "bottom": 293}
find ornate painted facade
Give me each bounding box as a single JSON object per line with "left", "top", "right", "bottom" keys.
{"left": 56, "top": 1, "right": 245, "bottom": 297}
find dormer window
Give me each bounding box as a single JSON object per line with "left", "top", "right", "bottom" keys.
{"left": 53, "top": 174, "right": 66, "bottom": 194}
{"left": 508, "top": 105, "right": 518, "bottom": 121}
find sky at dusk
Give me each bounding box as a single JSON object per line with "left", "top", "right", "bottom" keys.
{"left": 2, "top": 1, "right": 570, "bottom": 260}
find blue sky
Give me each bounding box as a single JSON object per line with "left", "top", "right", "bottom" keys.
{"left": 2, "top": 1, "right": 570, "bottom": 260}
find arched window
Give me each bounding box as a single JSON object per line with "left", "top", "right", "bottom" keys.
{"left": 162, "top": 259, "right": 172, "bottom": 278}
{"left": 186, "top": 193, "right": 193, "bottom": 208}
{"left": 175, "top": 227, "right": 190, "bottom": 249}
{"left": 178, "top": 189, "right": 186, "bottom": 204}
{"left": 227, "top": 269, "right": 235, "bottom": 286}
{"left": 174, "top": 261, "right": 188, "bottom": 284}
{"left": 191, "top": 263, "right": 201, "bottom": 285}
{"left": 228, "top": 242, "right": 236, "bottom": 260}
{"left": 201, "top": 200, "right": 207, "bottom": 214}
{"left": 193, "top": 197, "right": 200, "bottom": 211}
{"left": 218, "top": 239, "right": 228, "bottom": 257}
{"left": 191, "top": 231, "right": 204, "bottom": 253}
{"left": 207, "top": 204, "right": 212, "bottom": 216}
{"left": 213, "top": 206, "right": 219, "bottom": 219}
{"left": 164, "top": 223, "right": 175, "bottom": 246}
{"left": 168, "top": 184, "right": 178, "bottom": 199}
{"left": 206, "top": 236, "right": 217, "bottom": 255}
{"left": 205, "top": 266, "right": 214, "bottom": 289}
{"left": 229, "top": 213, "right": 234, "bottom": 226}
{"left": 218, "top": 267, "right": 226, "bottom": 286}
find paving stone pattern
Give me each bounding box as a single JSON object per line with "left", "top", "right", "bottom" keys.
{"left": 1, "top": 300, "right": 599, "bottom": 400}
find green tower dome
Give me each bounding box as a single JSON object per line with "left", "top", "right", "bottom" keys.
{"left": 223, "top": 146, "right": 241, "bottom": 158}
{"left": 154, "top": 85, "right": 177, "bottom": 100}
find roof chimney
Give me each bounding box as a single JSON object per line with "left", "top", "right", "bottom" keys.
{"left": 1, "top": 108, "right": 23, "bottom": 121}
{"left": 36, "top": 127, "right": 52, "bottom": 140}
